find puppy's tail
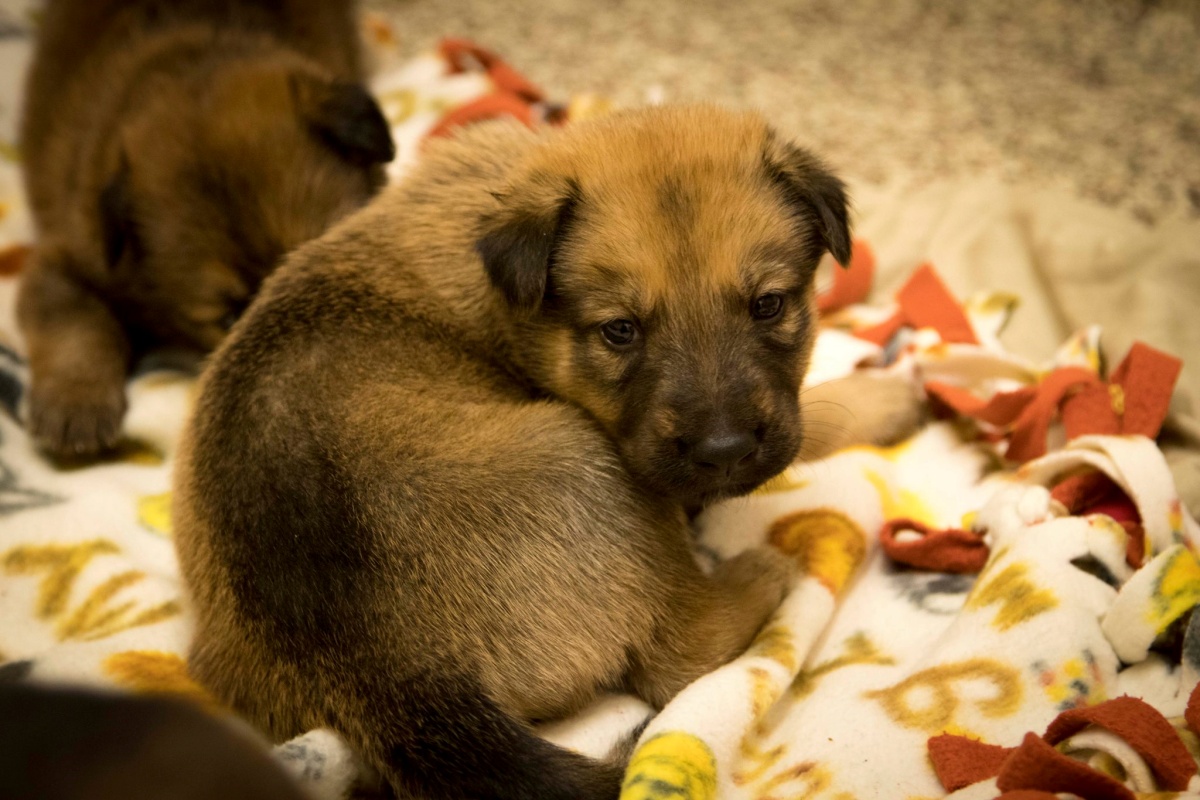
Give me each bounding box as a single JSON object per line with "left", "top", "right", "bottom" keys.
{"left": 327, "top": 670, "right": 624, "bottom": 800}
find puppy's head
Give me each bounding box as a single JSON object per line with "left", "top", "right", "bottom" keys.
{"left": 477, "top": 106, "right": 850, "bottom": 506}
{"left": 99, "top": 57, "right": 394, "bottom": 352}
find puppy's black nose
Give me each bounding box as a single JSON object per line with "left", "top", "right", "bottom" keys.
{"left": 687, "top": 428, "right": 758, "bottom": 474}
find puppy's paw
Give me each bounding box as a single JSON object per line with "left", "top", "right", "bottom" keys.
{"left": 800, "top": 371, "right": 927, "bottom": 459}
{"left": 27, "top": 379, "right": 127, "bottom": 461}
{"left": 856, "top": 371, "right": 927, "bottom": 447}
{"left": 717, "top": 546, "right": 795, "bottom": 615}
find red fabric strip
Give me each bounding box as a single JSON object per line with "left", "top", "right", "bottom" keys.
{"left": 1050, "top": 471, "right": 1125, "bottom": 515}
{"left": 996, "top": 732, "right": 1136, "bottom": 800}
{"left": 879, "top": 519, "right": 989, "bottom": 574}
{"left": 928, "top": 733, "right": 1014, "bottom": 791}
{"left": 1123, "top": 520, "right": 1146, "bottom": 569}
{"left": 1187, "top": 680, "right": 1200, "bottom": 738}
{"left": 1042, "top": 695, "right": 1196, "bottom": 790}
{"left": 1005, "top": 367, "right": 1102, "bottom": 462}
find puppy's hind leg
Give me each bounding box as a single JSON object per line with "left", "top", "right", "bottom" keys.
{"left": 626, "top": 548, "right": 794, "bottom": 708}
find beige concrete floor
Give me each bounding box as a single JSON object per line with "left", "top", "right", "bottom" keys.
{"left": 367, "top": 0, "right": 1200, "bottom": 224}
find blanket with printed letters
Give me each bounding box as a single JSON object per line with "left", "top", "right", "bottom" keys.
{"left": 2, "top": 8, "right": 1200, "bottom": 799}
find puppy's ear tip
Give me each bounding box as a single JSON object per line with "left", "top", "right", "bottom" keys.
{"left": 830, "top": 235, "right": 853, "bottom": 268}
{"left": 295, "top": 75, "right": 395, "bottom": 166}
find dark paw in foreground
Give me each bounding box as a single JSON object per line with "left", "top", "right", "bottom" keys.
{"left": 27, "top": 381, "right": 127, "bottom": 461}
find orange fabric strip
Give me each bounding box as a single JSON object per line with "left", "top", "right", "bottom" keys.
{"left": 427, "top": 94, "right": 538, "bottom": 139}
{"left": 854, "top": 310, "right": 906, "bottom": 346}
{"left": 439, "top": 38, "right": 545, "bottom": 102}
{"left": 816, "top": 239, "right": 876, "bottom": 314}
{"left": 925, "top": 381, "right": 1036, "bottom": 428}
{"left": 1005, "top": 367, "right": 1102, "bottom": 462}
{"left": 1108, "top": 341, "right": 1183, "bottom": 438}
{"left": 1061, "top": 382, "right": 1122, "bottom": 439}
{"left": 895, "top": 263, "right": 979, "bottom": 345}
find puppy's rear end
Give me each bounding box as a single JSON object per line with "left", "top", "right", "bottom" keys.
{"left": 173, "top": 271, "right": 633, "bottom": 799}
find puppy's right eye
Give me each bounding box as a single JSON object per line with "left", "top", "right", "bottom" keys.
{"left": 600, "top": 319, "right": 639, "bottom": 349}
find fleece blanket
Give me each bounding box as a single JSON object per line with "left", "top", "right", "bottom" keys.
{"left": 3, "top": 8, "right": 1200, "bottom": 799}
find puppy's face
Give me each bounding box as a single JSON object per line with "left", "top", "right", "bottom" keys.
{"left": 100, "top": 60, "right": 393, "bottom": 353}
{"left": 478, "top": 108, "right": 850, "bottom": 506}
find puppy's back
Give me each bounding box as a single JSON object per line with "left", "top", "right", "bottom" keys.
{"left": 23, "top": 0, "right": 361, "bottom": 177}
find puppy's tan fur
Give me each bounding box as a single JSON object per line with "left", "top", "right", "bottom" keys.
{"left": 18, "top": 0, "right": 393, "bottom": 459}
{"left": 175, "top": 106, "right": 917, "bottom": 799}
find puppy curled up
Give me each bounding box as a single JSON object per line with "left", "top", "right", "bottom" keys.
{"left": 175, "top": 105, "right": 918, "bottom": 799}
{"left": 18, "top": 0, "right": 394, "bottom": 459}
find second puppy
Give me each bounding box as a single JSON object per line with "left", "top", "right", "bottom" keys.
{"left": 18, "top": 0, "right": 394, "bottom": 458}
{"left": 175, "top": 106, "right": 908, "bottom": 798}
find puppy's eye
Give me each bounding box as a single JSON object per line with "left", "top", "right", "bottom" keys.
{"left": 219, "top": 301, "right": 248, "bottom": 332}
{"left": 600, "top": 319, "right": 639, "bottom": 349}
{"left": 752, "top": 293, "right": 785, "bottom": 320}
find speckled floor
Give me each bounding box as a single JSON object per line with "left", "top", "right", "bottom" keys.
{"left": 367, "top": 0, "right": 1200, "bottom": 224}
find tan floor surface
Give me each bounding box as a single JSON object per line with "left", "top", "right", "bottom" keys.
{"left": 368, "top": 0, "right": 1200, "bottom": 224}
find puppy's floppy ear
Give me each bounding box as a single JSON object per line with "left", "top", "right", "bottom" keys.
{"left": 763, "top": 132, "right": 852, "bottom": 267}
{"left": 476, "top": 175, "right": 578, "bottom": 311}
{"left": 99, "top": 153, "right": 136, "bottom": 269}
{"left": 291, "top": 75, "right": 395, "bottom": 166}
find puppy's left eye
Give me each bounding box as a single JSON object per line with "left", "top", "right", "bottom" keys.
{"left": 752, "top": 293, "right": 785, "bottom": 320}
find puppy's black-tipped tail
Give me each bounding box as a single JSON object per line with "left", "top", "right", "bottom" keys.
{"left": 325, "top": 669, "right": 624, "bottom": 800}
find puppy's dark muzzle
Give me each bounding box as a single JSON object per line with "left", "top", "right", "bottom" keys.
{"left": 677, "top": 423, "right": 761, "bottom": 479}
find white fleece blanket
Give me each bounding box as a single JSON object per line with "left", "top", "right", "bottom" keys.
{"left": 2, "top": 8, "right": 1199, "bottom": 799}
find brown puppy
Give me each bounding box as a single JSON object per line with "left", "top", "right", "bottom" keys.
{"left": 0, "top": 683, "right": 307, "bottom": 800}
{"left": 175, "top": 107, "right": 909, "bottom": 799}
{"left": 18, "top": 0, "right": 394, "bottom": 459}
